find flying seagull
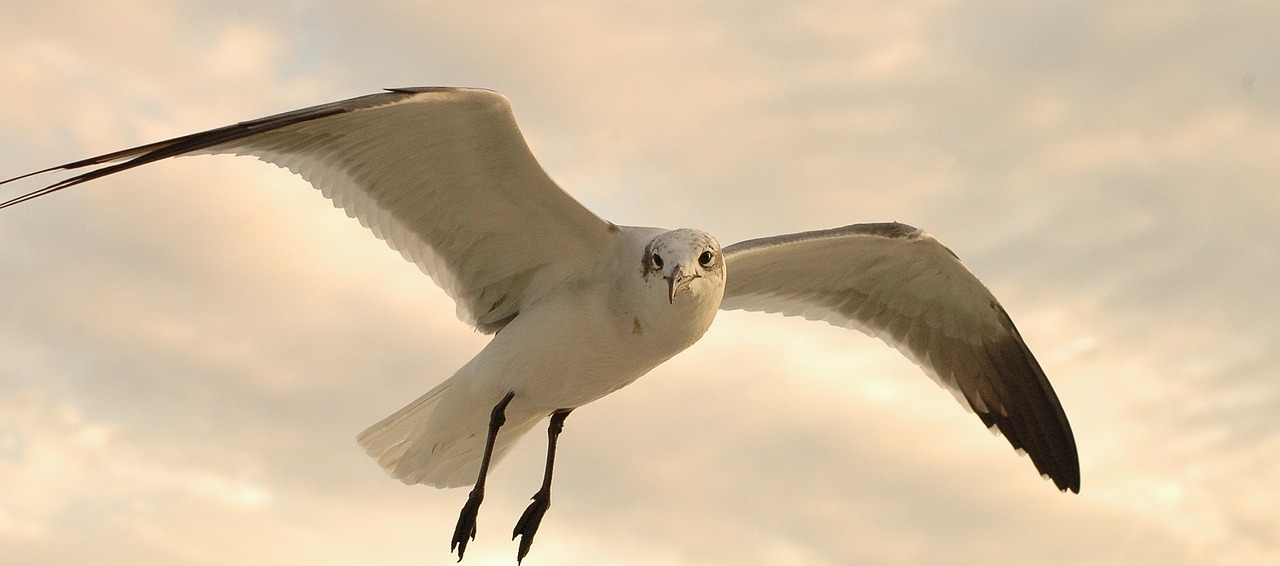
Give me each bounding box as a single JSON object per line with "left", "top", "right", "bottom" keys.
{"left": 1, "top": 87, "right": 1079, "bottom": 563}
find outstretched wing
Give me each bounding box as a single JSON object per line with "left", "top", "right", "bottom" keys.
{"left": 1, "top": 87, "right": 617, "bottom": 333}
{"left": 720, "top": 222, "right": 1079, "bottom": 492}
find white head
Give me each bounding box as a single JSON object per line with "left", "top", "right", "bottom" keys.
{"left": 640, "top": 228, "right": 726, "bottom": 306}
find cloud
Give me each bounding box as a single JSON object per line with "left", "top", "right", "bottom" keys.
{"left": 2, "top": 1, "right": 1279, "bottom": 565}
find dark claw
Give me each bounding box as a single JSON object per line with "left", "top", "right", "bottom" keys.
{"left": 451, "top": 489, "right": 484, "bottom": 561}
{"left": 512, "top": 492, "right": 551, "bottom": 563}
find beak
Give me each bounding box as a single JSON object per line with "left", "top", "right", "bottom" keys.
{"left": 666, "top": 264, "right": 698, "bottom": 304}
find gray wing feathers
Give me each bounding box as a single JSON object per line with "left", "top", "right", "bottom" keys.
{"left": 2, "top": 87, "right": 615, "bottom": 333}
{"left": 721, "top": 222, "right": 1080, "bottom": 492}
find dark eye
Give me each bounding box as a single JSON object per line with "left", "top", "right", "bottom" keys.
{"left": 651, "top": 253, "right": 664, "bottom": 270}
{"left": 698, "top": 250, "right": 714, "bottom": 267}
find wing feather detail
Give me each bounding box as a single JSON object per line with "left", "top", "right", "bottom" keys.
{"left": 1, "top": 87, "right": 617, "bottom": 333}
{"left": 721, "top": 222, "right": 1079, "bottom": 492}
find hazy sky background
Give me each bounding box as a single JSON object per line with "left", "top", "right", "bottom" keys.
{"left": 2, "top": 2, "right": 1278, "bottom": 565}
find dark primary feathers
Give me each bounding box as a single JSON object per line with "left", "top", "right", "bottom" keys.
{"left": 721, "top": 222, "right": 1080, "bottom": 492}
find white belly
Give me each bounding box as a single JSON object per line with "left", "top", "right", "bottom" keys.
{"left": 360, "top": 274, "right": 721, "bottom": 488}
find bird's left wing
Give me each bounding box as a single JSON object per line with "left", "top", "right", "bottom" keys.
{"left": 720, "top": 222, "right": 1079, "bottom": 492}
{"left": 1, "top": 87, "right": 617, "bottom": 333}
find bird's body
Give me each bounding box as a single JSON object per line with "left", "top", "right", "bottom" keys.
{"left": 1, "top": 87, "right": 1078, "bottom": 562}
{"left": 359, "top": 225, "right": 725, "bottom": 487}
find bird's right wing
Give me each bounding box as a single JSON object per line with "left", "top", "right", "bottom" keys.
{"left": 720, "top": 222, "right": 1079, "bottom": 492}
{"left": 1, "top": 87, "right": 616, "bottom": 333}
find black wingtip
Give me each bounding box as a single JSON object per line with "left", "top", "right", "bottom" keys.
{"left": 1047, "top": 465, "right": 1081, "bottom": 494}
{"left": 1062, "top": 462, "right": 1082, "bottom": 494}
{"left": 0, "top": 163, "right": 139, "bottom": 210}
{"left": 1056, "top": 474, "right": 1081, "bottom": 494}
{"left": 2, "top": 88, "right": 428, "bottom": 212}
{"left": 0, "top": 177, "right": 76, "bottom": 210}
{"left": 0, "top": 165, "right": 65, "bottom": 187}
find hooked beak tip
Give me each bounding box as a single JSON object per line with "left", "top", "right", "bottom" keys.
{"left": 666, "top": 265, "right": 697, "bottom": 304}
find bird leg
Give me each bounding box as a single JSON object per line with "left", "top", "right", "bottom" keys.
{"left": 451, "top": 391, "right": 515, "bottom": 561}
{"left": 512, "top": 408, "right": 573, "bottom": 563}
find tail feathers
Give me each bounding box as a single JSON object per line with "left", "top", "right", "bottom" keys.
{"left": 356, "top": 380, "right": 451, "bottom": 477}
{"left": 395, "top": 418, "right": 542, "bottom": 488}
{"left": 356, "top": 380, "right": 543, "bottom": 488}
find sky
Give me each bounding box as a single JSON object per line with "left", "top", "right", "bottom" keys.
{"left": 1, "top": 1, "right": 1278, "bottom": 565}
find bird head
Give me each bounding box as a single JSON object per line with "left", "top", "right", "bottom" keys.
{"left": 641, "top": 228, "right": 726, "bottom": 305}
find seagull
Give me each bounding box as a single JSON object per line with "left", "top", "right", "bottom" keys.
{"left": 1, "top": 87, "right": 1079, "bottom": 563}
